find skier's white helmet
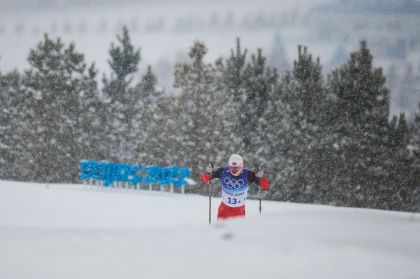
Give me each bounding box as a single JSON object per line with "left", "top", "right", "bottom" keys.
{"left": 228, "top": 154, "right": 244, "bottom": 176}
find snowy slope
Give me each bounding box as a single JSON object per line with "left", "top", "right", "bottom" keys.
{"left": 0, "top": 180, "right": 419, "bottom": 279}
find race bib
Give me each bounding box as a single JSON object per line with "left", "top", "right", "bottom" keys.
{"left": 222, "top": 188, "right": 248, "bottom": 207}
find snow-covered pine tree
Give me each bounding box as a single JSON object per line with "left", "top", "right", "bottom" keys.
{"left": 385, "top": 113, "right": 417, "bottom": 211}
{"left": 327, "top": 41, "right": 395, "bottom": 209}
{"left": 23, "top": 34, "right": 98, "bottom": 182}
{"left": 213, "top": 39, "right": 278, "bottom": 192}
{"left": 258, "top": 76, "right": 290, "bottom": 201}
{"left": 241, "top": 48, "right": 278, "bottom": 169}
{"left": 222, "top": 38, "right": 247, "bottom": 105}
{"left": 103, "top": 26, "right": 140, "bottom": 103}
{"left": 148, "top": 94, "right": 180, "bottom": 167}
{"left": 173, "top": 41, "right": 217, "bottom": 181}
{"left": 102, "top": 26, "right": 142, "bottom": 163}
{"left": 278, "top": 45, "right": 325, "bottom": 203}
{"left": 206, "top": 38, "right": 252, "bottom": 173}
{"left": 0, "top": 71, "right": 33, "bottom": 181}
{"left": 412, "top": 103, "right": 420, "bottom": 153}
{"left": 77, "top": 64, "right": 108, "bottom": 162}
{"left": 411, "top": 103, "right": 420, "bottom": 211}
{"left": 134, "top": 65, "right": 168, "bottom": 166}
{"left": 161, "top": 94, "right": 190, "bottom": 168}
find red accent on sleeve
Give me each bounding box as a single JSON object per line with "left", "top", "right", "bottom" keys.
{"left": 199, "top": 172, "right": 212, "bottom": 183}
{"left": 259, "top": 176, "right": 270, "bottom": 190}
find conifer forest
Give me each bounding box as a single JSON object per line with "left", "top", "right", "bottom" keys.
{"left": 1, "top": 27, "right": 419, "bottom": 212}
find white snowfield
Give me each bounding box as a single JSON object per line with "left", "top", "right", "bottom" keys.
{"left": 0, "top": 180, "right": 419, "bottom": 279}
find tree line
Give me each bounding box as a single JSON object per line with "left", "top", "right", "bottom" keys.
{"left": 1, "top": 27, "right": 419, "bottom": 212}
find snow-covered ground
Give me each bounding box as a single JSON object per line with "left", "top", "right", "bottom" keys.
{"left": 0, "top": 180, "right": 419, "bottom": 279}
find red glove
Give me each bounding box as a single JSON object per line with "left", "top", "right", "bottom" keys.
{"left": 259, "top": 176, "right": 270, "bottom": 190}
{"left": 199, "top": 172, "right": 211, "bottom": 183}
{"left": 256, "top": 169, "right": 269, "bottom": 190}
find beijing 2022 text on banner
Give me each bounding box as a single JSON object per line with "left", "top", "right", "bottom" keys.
{"left": 80, "top": 161, "right": 192, "bottom": 187}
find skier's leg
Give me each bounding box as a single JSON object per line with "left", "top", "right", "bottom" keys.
{"left": 217, "top": 202, "right": 229, "bottom": 220}
{"left": 217, "top": 203, "right": 245, "bottom": 220}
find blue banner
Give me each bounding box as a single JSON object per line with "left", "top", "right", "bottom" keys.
{"left": 80, "top": 161, "right": 192, "bottom": 187}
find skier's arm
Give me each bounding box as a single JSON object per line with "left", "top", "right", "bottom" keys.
{"left": 248, "top": 171, "right": 270, "bottom": 190}
{"left": 199, "top": 167, "right": 223, "bottom": 182}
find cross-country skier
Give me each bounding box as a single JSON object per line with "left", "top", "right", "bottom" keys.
{"left": 199, "top": 154, "right": 270, "bottom": 220}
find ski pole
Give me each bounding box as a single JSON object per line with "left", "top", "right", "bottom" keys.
{"left": 259, "top": 186, "right": 262, "bottom": 214}
{"left": 209, "top": 178, "right": 212, "bottom": 224}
